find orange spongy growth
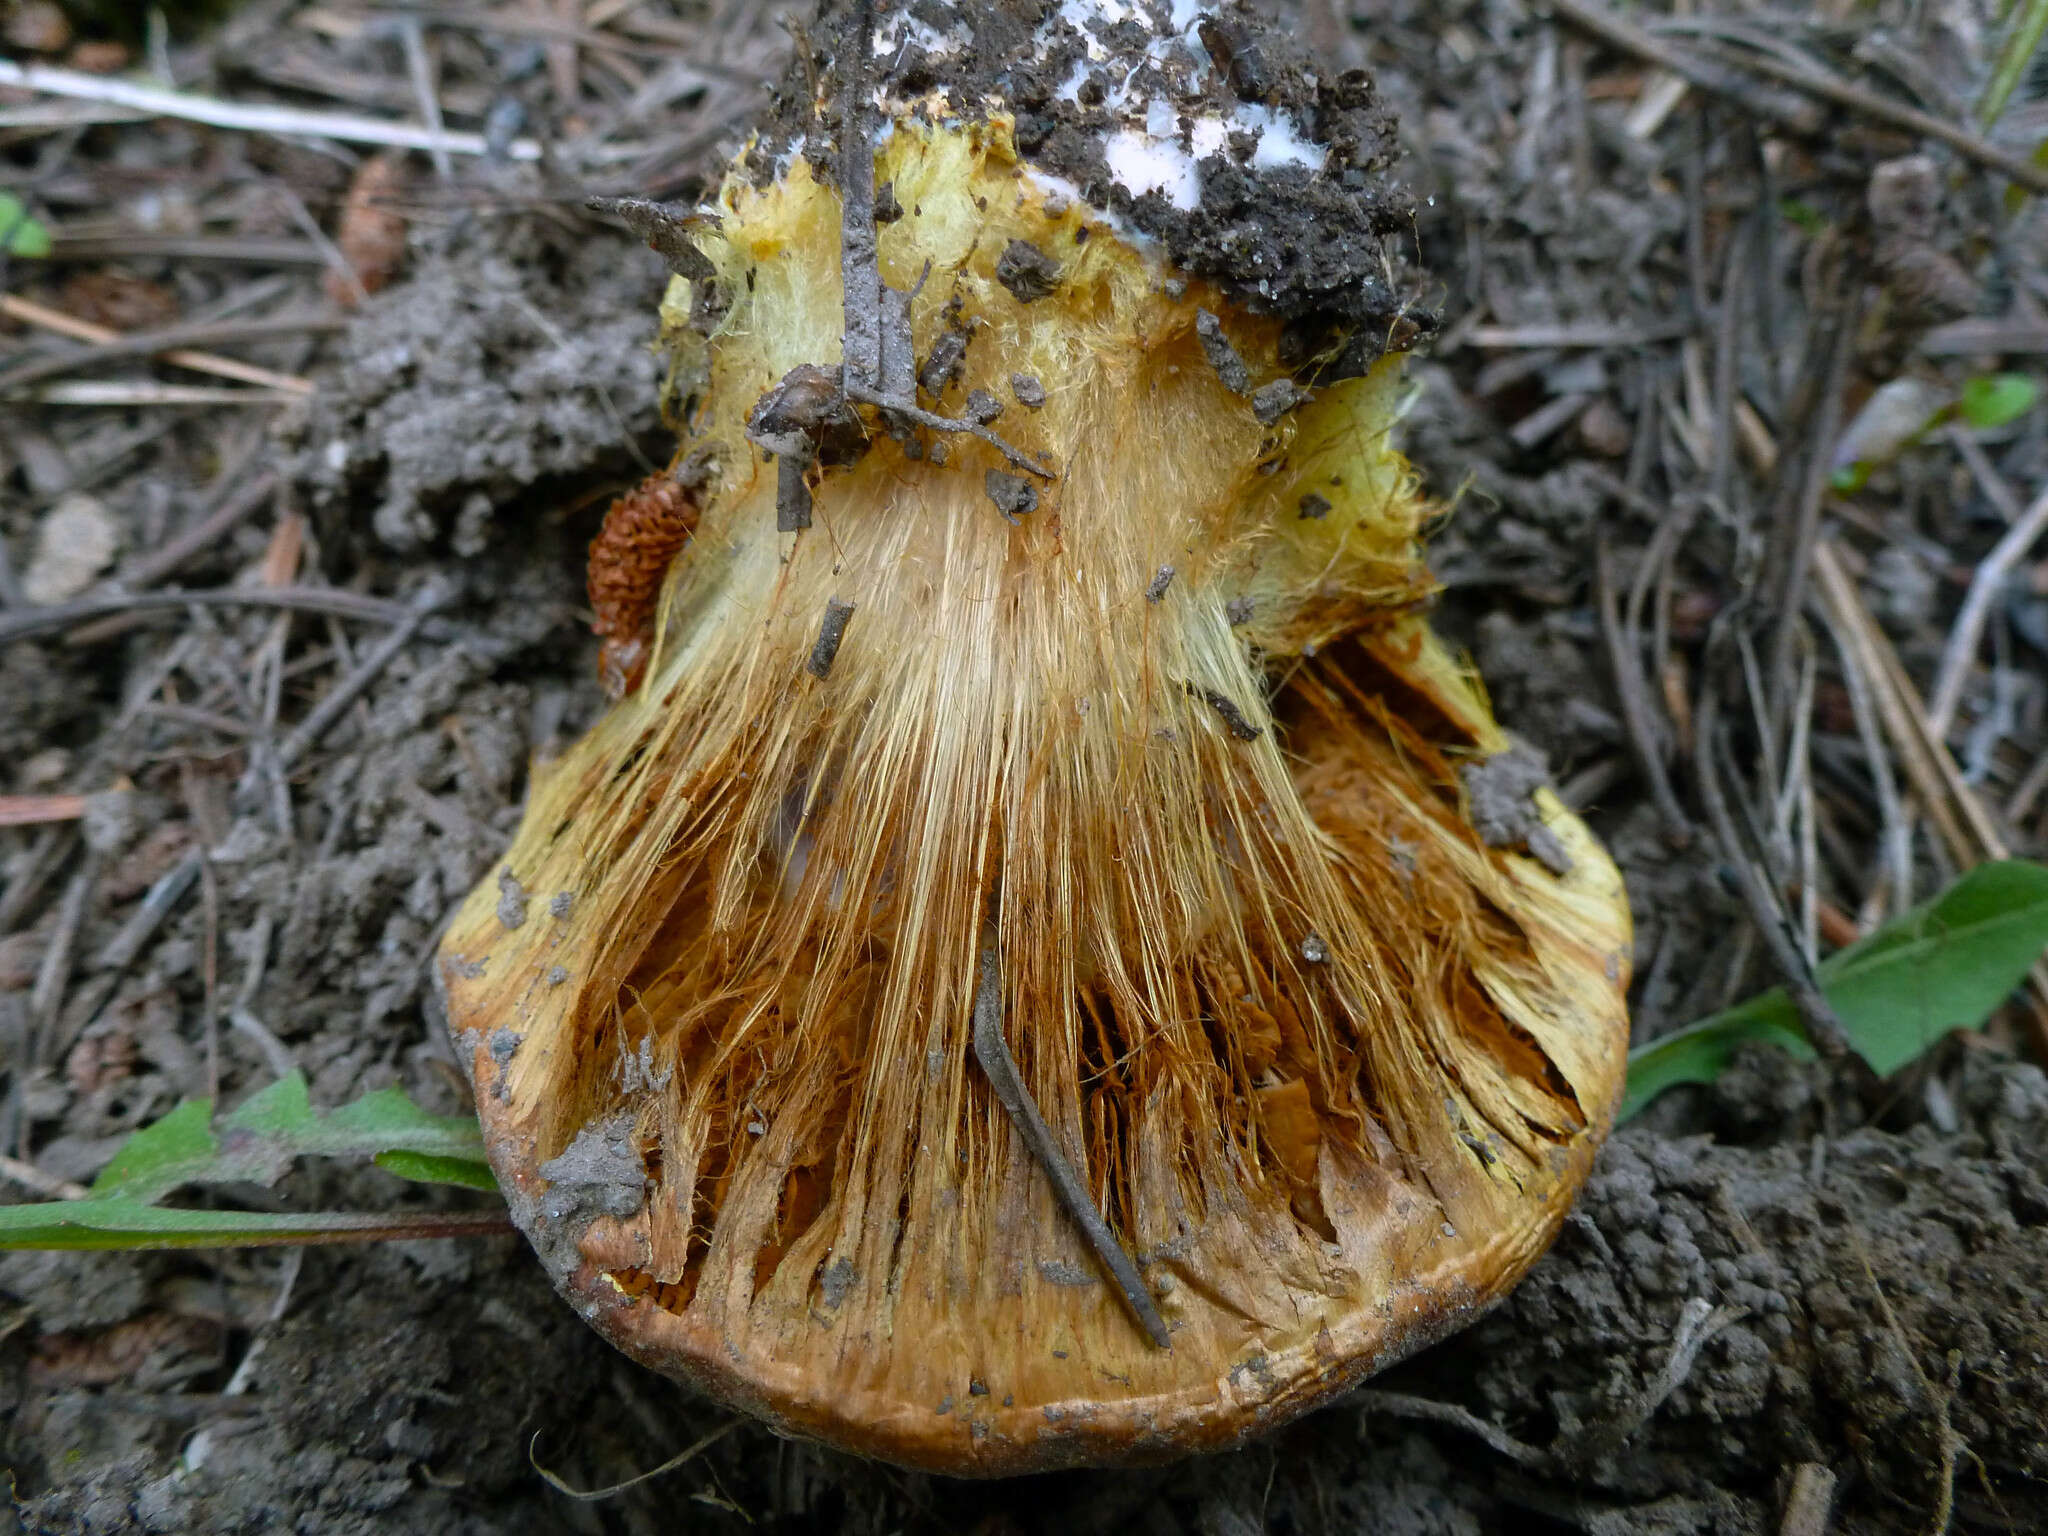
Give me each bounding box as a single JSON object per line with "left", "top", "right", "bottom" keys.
{"left": 440, "top": 108, "right": 1631, "bottom": 1473}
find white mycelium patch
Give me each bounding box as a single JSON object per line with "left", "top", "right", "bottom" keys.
{"left": 1102, "top": 128, "right": 1201, "bottom": 209}
{"left": 1229, "top": 102, "right": 1328, "bottom": 174}
{"left": 1028, "top": 0, "right": 1328, "bottom": 212}
{"left": 872, "top": 10, "right": 970, "bottom": 60}
{"left": 1058, "top": 0, "right": 1143, "bottom": 50}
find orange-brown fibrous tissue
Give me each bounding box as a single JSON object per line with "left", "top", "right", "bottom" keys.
{"left": 438, "top": 10, "right": 1632, "bottom": 1477}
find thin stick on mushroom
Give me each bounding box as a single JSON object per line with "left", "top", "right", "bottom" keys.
{"left": 971, "top": 939, "right": 1171, "bottom": 1349}
{"left": 836, "top": 0, "right": 882, "bottom": 395}
{"left": 841, "top": 380, "right": 1056, "bottom": 479}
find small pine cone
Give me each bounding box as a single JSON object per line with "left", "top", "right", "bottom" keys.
{"left": 588, "top": 472, "right": 699, "bottom": 697}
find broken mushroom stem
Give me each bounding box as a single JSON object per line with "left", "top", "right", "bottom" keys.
{"left": 826, "top": 0, "right": 1056, "bottom": 483}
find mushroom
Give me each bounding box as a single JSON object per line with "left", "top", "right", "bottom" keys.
{"left": 437, "top": 0, "right": 1630, "bottom": 1476}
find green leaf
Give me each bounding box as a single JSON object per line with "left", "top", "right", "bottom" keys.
{"left": 87, "top": 1098, "right": 220, "bottom": 1203}
{"left": 217, "top": 1071, "right": 317, "bottom": 1137}
{"left": 216, "top": 1073, "right": 485, "bottom": 1171}
{"left": 0, "top": 1199, "right": 508, "bottom": 1251}
{"left": 1980, "top": 0, "right": 2048, "bottom": 128}
{"left": 3, "top": 1073, "right": 505, "bottom": 1253}
{"left": 0, "top": 193, "right": 52, "bottom": 258}
{"left": 1959, "top": 374, "right": 2040, "bottom": 431}
{"left": 83, "top": 1072, "right": 483, "bottom": 1201}
{"left": 373, "top": 1149, "right": 501, "bottom": 1192}
{"left": 324, "top": 1087, "right": 487, "bottom": 1163}
{"left": 1623, "top": 861, "right": 2048, "bottom": 1119}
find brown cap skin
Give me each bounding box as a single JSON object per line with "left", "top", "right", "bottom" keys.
{"left": 437, "top": 0, "right": 1630, "bottom": 1476}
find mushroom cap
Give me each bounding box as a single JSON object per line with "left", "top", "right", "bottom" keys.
{"left": 438, "top": 49, "right": 1630, "bottom": 1477}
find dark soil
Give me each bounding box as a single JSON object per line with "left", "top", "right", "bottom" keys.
{"left": 5, "top": 0, "right": 2048, "bottom": 1532}
{"left": 752, "top": 0, "right": 1418, "bottom": 342}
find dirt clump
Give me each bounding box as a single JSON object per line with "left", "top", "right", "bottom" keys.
{"left": 284, "top": 219, "right": 671, "bottom": 558}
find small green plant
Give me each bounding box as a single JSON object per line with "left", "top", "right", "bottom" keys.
{"left": 0, "top": 1072, "right": 502, "bottom": 1251}
{"left": 0, "top": 193, "right": 53, "bottom": 258}
{"left": 1777, "top": 198, "right": 1828, "bottom": 235}
{"left": 1958, "top": 373, "right": 2040, "bottom": 431}
{"left": 1831, "top": 374, "right": 2040, "bottom": 493}
{"left": 1623, "top": 861, "right": 2048, "bottom": 1119}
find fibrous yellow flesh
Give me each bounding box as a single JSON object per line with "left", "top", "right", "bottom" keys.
{"left": 440, "top": 111, "right": 1630, "bottom": 1471}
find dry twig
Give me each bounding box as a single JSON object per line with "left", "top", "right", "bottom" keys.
{"left": 11, "top": 382, "right": 302, "bottom": 407}
{"left": 1812, "top": 542, "right": 2004, "bottom": 867}
{"left": 0, "top": 586, "right": 440, "bottom": 650}
{"left": 1812, "top": 593, "right": 1913, "bottom": 916}
{"left": 0, "top": 312, "right": 336, "bottom": 396}
{"left": 0, "top": 59, "right": 543, "bottom": 161}
{"left": 972, "top": 940, "right": 1169, "bottom": 1349}
{"left": 0, "top": 795, "right": 87, "bottom": 828}
{"left": 27, "top": 853, "right": 99, "bottom": 1067}
{"left": 1693, "top": 678, "right": 1854, "bottom": 1061}
{"left": 1926, "top": 483, "right": 2048, "bottom": 739}
{"left": 273, "top": 589, "right": 446, "bottom": 774}
{"left": 1595, "top": 536, "right": 1694, "bottom": 844}
{"left": 1546, "top": 0, "right": 1825, "bottom": 134}
{"left": 118, "top": 473, "right": 280, "bottom": 591}
{"left": 1, "top": 295, "right": 315, "bottom": 396}
{"left": 1763, "top": 266, "right": 1856, "bottom": 731}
